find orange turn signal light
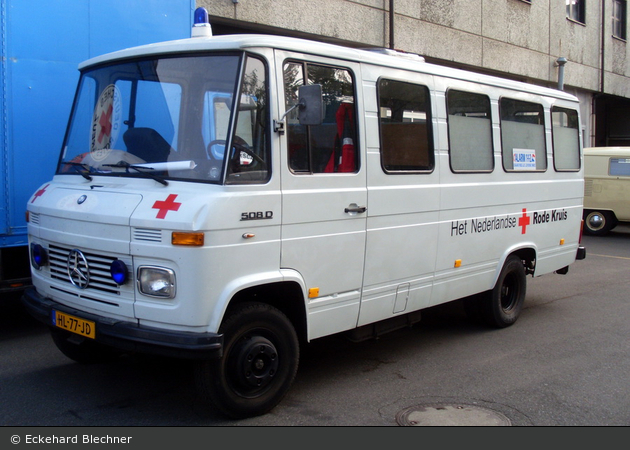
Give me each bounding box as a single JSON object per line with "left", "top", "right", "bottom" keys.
{"left": 171, "top": 232, "right": 204, "bottom": 246}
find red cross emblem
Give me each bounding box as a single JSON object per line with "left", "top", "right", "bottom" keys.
{"left": 152, "top": 194, "right": 181, "bottom": 219}
{"left": 97, "top": 104, "right": 113, "bottom": 144}
{"left": 518, "top": 208, "right": 530, "bottom": 234}
{"left": 31, "top": 184, "right": 50, "bottom": 203}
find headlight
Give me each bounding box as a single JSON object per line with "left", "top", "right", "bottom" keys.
{"left": 137, "top": 266, "right": 176, "bottom": 298}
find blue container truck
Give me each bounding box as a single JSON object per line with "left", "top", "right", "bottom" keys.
{"left": 1, "top": 0, "right": 193, "bottom": 294}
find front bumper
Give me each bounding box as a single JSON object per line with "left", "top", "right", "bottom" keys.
{"left": 22, "top": 287, "right": 223, "bottom": 360}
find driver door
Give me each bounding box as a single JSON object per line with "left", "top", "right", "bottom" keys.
{"left": 275, "top": 50, "right": 367, "bottom": 340}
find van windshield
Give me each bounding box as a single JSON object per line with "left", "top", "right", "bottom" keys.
{"left": 58, "top": 53, "right": 269, "bottom": 184}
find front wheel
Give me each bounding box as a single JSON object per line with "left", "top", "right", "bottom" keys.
{"left": 195, "top": 302, "right": 299, "bottom": 419}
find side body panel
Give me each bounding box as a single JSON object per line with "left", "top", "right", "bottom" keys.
{"left": 359, "top": 66, "right": 440, "bottom": 326}
{"left": 355, "top": 63, "right": 583, "bottom": 329}
{"left": 274, "top": 50, "right": 368, "bottom": 341}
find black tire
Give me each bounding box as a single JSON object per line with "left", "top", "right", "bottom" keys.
{"left": 481, "top": 255, "right": 526, "bottom": 328}
{"left": 583, "top": 210, "right": 617, "bottom": 236}
{"left": 466, "top": 255, "right": 527, "bottom": 328}
{"left": 195, "top": 302, "right": 299, "bottom": 419}
{"left": 50, "top": 328, "right": 122, "bottom": 364}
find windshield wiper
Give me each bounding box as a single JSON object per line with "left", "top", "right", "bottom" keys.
{"left": 62, "top": 162, "right": 93, "bottom": 181}
{"left": 103, "top": 161, "right": 169, "bottom": 186}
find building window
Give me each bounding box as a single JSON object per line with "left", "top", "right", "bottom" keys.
{"left": 566, "top": 0, "right": 585, "bottom": 24}
{"left": 613, "top": 0, "right": 627, "bottom": 40}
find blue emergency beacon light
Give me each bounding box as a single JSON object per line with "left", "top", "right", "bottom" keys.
{"left": 192, "top": 7, "right": 212, "bottom": 37}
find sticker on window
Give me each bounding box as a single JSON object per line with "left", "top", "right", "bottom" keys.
{"left": 513, "top": 148, "right": 536, "bottom": 170}
{"left": 90, "top": 84, "right": 122, "bottom": 161}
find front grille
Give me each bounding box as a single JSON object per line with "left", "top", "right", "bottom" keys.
{"left": 133, "top": 228, "right": 163, "bottom": 243}
{"left": 48, "top": 244, "right": 124, "bottom": 295}
{"left": 29, "top": 212, "right": 41, "bottom": 225}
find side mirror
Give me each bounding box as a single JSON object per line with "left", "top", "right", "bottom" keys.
{"left": 297, "top": 84, "right": 323, "bottom": 126}
{"left": 275, "top": 84, "right": 324, "bottom": 133}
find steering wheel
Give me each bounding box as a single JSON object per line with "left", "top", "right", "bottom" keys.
{"left": 207, "top": 140, "right": 226, "bottom": 161}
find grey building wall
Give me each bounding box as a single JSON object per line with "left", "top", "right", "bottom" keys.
{"left": 200, "top": 0, "right": 630, "bottom": 146}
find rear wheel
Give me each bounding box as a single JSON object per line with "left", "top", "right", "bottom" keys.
{"left": 195, "top": 302, "right": 299, "bottom": 419}
{"left": 483, "top": 255, "right": 526, "bottom": 327}
{"left": 465, "top": 255, "right": 526, "bottom": 328}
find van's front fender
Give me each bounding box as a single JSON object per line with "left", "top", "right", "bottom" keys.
{"left": 208, "top": 268, "right": 307, "bottom": 333}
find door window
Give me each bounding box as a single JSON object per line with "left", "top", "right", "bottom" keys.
{"left": 283, "top": 62, "right": 358, "bottom": 174}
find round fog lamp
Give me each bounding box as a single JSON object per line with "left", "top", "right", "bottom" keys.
{"left": 31, "top": 243, "right": 47, "bottom": 270}
{"left": 110, "top": 260, "right": 128, "bottom": 285}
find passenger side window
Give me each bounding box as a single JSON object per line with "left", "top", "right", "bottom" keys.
{"left": 552, "top": 106, "right": 580, "bottom": 171}
{"left": 447, "top": 90, "right": 493, "bottom": 172}
{"left": 283, "top": 61, "right": 357, "bottom": 174}
{"left": 226, "top": 56, "right": 270, "bottom": 183}
{"left": 378, "top": 79, "right": 433, "bottom": 172}
{"left": 500, "top": 98, "right": 546, "bottom": 171}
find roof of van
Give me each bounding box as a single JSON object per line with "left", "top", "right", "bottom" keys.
{"left": 584, "top": 147, "right": 630, "bottom": 156}
{"left": 79, "top": 34, "right": 578, "bottom": 102}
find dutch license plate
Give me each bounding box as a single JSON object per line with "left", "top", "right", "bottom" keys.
{"left": 52, "top": 310, "right": 96, "bottom": 339}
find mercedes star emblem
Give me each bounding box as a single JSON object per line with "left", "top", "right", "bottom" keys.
{"left": 67, "top": 249, "right": 90, "bottom": 289}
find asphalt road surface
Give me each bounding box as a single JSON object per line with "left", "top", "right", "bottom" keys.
{"left": 2, "top": 226, "right": 629, "bottom": 426}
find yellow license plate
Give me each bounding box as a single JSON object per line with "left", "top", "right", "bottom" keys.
{"left": 52, "top": 310, "right": 96, "bottom": 339}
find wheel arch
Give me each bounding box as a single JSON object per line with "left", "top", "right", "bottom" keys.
{"left": 496, "top": 246, "right": 536, "bottom": 281}
{"left": 226, "top": 281, "right": 308, "bottom": 343}
{"left": 583, "top": 207, "right": 617, "bottom": 220}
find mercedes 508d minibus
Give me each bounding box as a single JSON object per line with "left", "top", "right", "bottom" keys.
{"left": 23, "top": 9, "right": 585, "bottom": 418}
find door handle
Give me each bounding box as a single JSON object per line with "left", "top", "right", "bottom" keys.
{"left": 344, "top": 204, "right": 367, "bottom": 214}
